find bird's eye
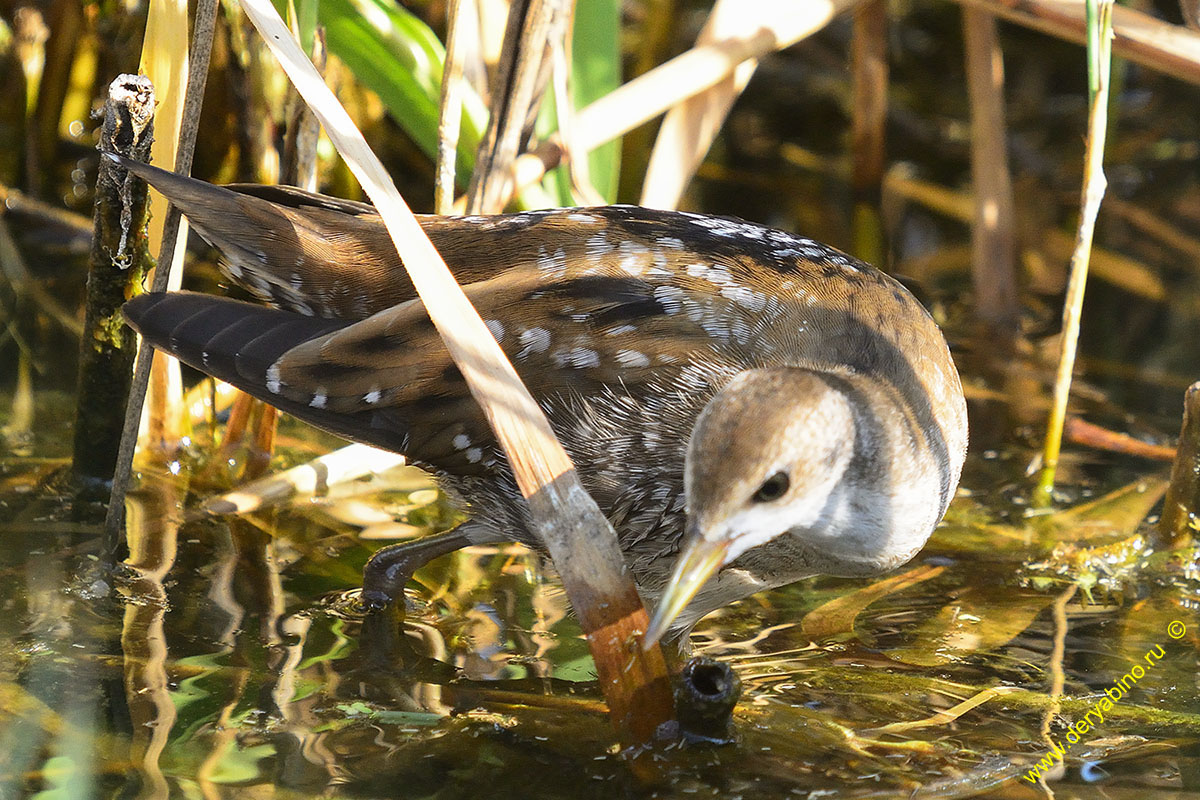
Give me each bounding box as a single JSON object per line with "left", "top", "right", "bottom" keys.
{"left": 752, "top": 471, "right": 790, "bottom": 503}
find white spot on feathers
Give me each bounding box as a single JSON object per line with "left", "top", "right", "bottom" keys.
{"left": 484, "top": 319, "right": 505, "bottom": 342}
{"left": 516, "top": 327, "right": 551, "bottom": 358}
{"left": 615, "top": 349, "right": 651, "bottom": 367}
{"left": 266, "top": 364, "right": 282, "bottom": 394}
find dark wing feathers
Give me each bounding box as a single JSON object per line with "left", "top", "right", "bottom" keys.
{"left": 124, "top": 292, "right": 411, "bottom": 454}
{"left": 123, "top": 265, "right": 733, "bottom": 475}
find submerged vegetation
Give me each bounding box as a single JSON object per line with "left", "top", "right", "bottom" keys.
{"left": 1, "top": 0, "right": 1199, "bottom": 797}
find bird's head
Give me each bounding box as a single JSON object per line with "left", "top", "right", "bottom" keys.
{"left": 643, "top": 367, "right": 862, "bottom": 646}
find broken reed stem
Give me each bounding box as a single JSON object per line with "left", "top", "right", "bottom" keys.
{"left": 673, "top": 657, "right": 741, "bottom": 744}
{"left": 1035, "top": 0, "right": 1114, "bottom": 506}
{"left": 579, "top": 0, "right": 855, "bottom": 152}
{"left": 73, "top": 76, "right": 155, "bottom": 492}
{"left": 952, "top": 0, "right": 1200, "bottom": 87}
{"left": 434, "top": 0, "right": 468, "bottom": 215}
{"left": 963, "top": 7, "right": 1019, "bottom": 335}
{"left": 235, "top": 0, "right": 675, "bottom": 747}
{"left": 1154, "top": 382, "right": 1200, "bottom": 550}
{"left": 104, "top": 0, "right": 218, "bottom": 551}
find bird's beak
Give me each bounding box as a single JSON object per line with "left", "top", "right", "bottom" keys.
{"left": 642, "top": 533, "right": 730, "bottom": 649}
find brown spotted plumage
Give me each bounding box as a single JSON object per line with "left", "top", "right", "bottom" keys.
{"left": 118, "top": 157, "right": 967, "bottom": 642}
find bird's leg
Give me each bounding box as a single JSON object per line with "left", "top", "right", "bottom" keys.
{"left": 361, "top": 528, "right": 476, "bottom": 612}
{"left": 358, "top": 528, "right": 476, "bottom": 672}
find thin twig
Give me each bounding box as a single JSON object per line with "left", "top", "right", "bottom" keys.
{"left": 1035, "top": 0, "right": 1114, "bottom": 505}
{"left": 1063, "top": 416, "right": 1176, "bottom": 462}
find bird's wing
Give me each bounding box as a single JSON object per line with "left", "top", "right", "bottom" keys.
{"left": 124, "top": 274, "right": 733, "bottom": 475}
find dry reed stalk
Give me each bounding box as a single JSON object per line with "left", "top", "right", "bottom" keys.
{"left": 963, "top": 7, "right": 1019, "bottom": 335}
{"left": 1035, "top": 0, "right": 1115, "bottom": 505}
{"left": 1041, "top": 228, "right": 1164, "bottom": 302}
{"left": 195, "top": 444, "right": 407, "bottom": 517}
{"left": 850, "top": 0, "right": 888, "bottom": 265}
{"left": 639, "top": 0, "right": 760, "bottom": 210}
{"left": 465, "top": 0, "right": 569, "bottom": 214}
{"left": 851, "top": 0, "right": 887, "bottom": 197}
{"left": 883, "top": 164, "right": 974, "bottom": 221}
{"left": 236, "top": 0, "right": 675, "bottom": 746}
{"left": 139, "top": 0, "right": 192, "bottom": 450}
{"left": 954, "top": 0, "right": 1200, "bottom": 86}
{"left": 1103, "top": 195, "right": 1200, "bottom": 263}
{"left": 501, "top": 0, "right": 862, "bottom": 209}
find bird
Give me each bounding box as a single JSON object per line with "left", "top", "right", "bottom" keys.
{"left": 116, "top": 157, "right": 968, "bottom": 646}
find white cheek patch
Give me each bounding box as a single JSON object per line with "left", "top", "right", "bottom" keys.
{"left": 722, "top": 500, "right": 823, "bottom": 563}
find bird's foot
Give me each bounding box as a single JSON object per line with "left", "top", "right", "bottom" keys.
{"left": 361, "top": 528, "right": 475, "bottom": 612}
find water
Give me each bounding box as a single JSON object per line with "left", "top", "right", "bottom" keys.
{"left": 2, "top": 383, "right": 1198, "bottom": 797}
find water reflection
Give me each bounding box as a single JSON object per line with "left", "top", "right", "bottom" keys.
{"left": 2, "top": 357, "right": 1200, "bottom": 798}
